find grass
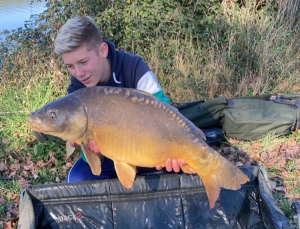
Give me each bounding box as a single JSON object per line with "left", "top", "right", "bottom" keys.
{"left": 155, "top": 0, "right": 300, "bottom": 100}
{"left": 0, "top": 180, "right": 19, "bottom": 215}
{"left": 0, "top": 0, "right": 300, "bottom": 228}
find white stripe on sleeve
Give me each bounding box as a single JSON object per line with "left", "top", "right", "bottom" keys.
{"left": 136, "top": 71, "right": 162, "bottom": 94}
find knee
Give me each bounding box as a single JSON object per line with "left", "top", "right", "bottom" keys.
{"left": 65, "top": 158, "right": 91, "bottom": 183}
{"left": 65, "top": 157, "right": 117, "bottom": 183}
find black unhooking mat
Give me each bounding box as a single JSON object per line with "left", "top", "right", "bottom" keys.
{"left": 17, "top": 166, "right": 292, "bottom": 229}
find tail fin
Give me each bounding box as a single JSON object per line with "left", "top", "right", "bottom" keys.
{"left": 198, "top": 156, "right": 250, "bottom": 209}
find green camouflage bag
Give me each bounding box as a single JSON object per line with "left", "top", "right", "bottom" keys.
{"left": 176, "top": 97, "right": 227, "bottom": 129}
{"left": 177, "top": 94, "right": 300, "bottom": 140}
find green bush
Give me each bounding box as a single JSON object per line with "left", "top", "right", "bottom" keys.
{"left": 1, "top": 0, "right": 300, "bottom": 103}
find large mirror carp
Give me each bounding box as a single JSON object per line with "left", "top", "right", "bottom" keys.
{"left": 28, "top": 86, "right": 249, "bottom": 209}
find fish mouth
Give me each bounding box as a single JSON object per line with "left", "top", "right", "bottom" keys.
{"left": 28, "top": 116, "right": 44, "bottom": 132}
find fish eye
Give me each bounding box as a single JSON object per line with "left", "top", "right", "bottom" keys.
{"left": 48, "top": 110, "right": 57, "bottom": 119}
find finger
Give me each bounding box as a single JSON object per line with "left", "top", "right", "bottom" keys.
{"left": 177, "top": 159, "right": 186, "bottom": 165}
{"left": 156, "top": 165, "right": 163, "bottom": 170}
{"left": 172, "top": 159, "right": 181, "bottom": 173}
{"left": 89, "top": 140, "right": 100, "bottom": 153}
{"left": 165, "top": 158, "right": 172, "bottom": 172}
{"left": 69, "top": 141, "right": 78, "bottom": 147}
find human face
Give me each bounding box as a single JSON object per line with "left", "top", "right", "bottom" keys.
{"left": 61, "top": 43, "right": 111, "bottom": 87}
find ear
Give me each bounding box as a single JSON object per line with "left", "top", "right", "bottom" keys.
{"left": 99, "top": 42, "right": 109, "bottom": 58}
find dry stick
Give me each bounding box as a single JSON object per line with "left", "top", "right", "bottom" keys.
{"left": 0, "top": 111, "right": 31, "bottom": 115}
{"left": 0, "top": 177, "right": 21, "bottom": 180}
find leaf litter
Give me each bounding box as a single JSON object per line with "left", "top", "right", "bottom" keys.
{"left": 0, "top": 142, "right": 77, "bottom": 229}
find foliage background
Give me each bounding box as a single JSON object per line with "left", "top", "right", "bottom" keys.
{"left": 0, "top": 0, "right": 300, "bottom": 227}
{"left": 2, "top": 0, "right": 300, "bottom": 103}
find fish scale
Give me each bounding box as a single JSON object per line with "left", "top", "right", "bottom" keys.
{"left": 28, "top": 86, "right": 249, "bottom": 209}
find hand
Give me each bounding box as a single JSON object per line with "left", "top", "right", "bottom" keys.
{"left": 69, "top": 141, "right": 79, "bottom": 148}
{"left": 156, "top": 158, "right": 187, "bottom": 173}
{"left": 69, "top": 140, "right": 100, "bottom": 154}
{"left": 87, "top": 140, "right": 100, "bottom": 154}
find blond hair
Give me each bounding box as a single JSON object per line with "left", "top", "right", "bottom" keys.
{"left": 54, "top": 15, "right": 103, "bottom": 55}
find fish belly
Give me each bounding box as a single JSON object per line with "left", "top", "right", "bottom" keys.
{"left": 94, "top": 125, "right": 177, "bottom": 167}
{"left": 92, "top": 122, "right": 220, "bottom": 175}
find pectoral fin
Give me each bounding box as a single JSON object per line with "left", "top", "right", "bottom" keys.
{"left": 114, "top": 161, "right": 136, "bottom": 189}
{"left": 66, "top": 141, "right": 76, "bottom": 159}
{"left": 81, "top": 142, "right": 101, "bottom": 176}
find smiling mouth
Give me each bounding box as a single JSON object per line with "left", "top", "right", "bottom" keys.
{"left": 81, "top": 76, "right": 91, "bottom": 83}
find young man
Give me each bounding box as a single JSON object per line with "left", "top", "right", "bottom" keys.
{"left": 54, "top": 15, "right": 192, "bottom": 182}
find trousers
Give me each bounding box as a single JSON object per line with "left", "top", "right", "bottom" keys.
{"left": 66, "top": 157, "right": 159, "bottom": 183}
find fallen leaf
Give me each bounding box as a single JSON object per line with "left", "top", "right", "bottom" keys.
{"left": 280, "top": 171, "right": 289, "bottom": 178}
{"left": 274, "top": 144, "right": 281, "bottom": 157}
{"left": 293, "top": 181, "right": 298, "bottom": 189}
{"left": 222, "top": 146, "right": 231, "bottom": 154}
{"left": 31, "top": 170, "right": 39, "bottom": 179}
{"left": 228, "top": 138, "right": 240, "bottom": 144}
{"left": 9, "top": 164, "right": 20, "bottom": 171}
{"left": 10, "top": 194, "right": 19, "bottom": 201}
{"left": 277, "top": 159, "right": 286, "bottom": 168}
{"left": 21, "top": 170, "right": 29, "bottom": 177}
{"left": 0, "top": 162, "right": 7, "bottom": 171}
{"left": 18, "top": 178, "right": 31, "bottom": 189}
{"left": 8, "top": 171, "right": 16, "bottom": 178}
{"left": 286, "top": 193, "right": 300, "bottom": 198}
{"left": 236, "top": 162, "right": 244, "bottom": 167}
{"left": 65, "top": 162, "right": 73, "bottom": 168}
{"left": 6, "top": 192, "right": 13, "bottom": 199}
{"left": 2, "top": 138, "right": 10, "bottom": 145}
{"left": 268, "top": 181, "right": 277, "bottom": 190}
{"left": 2, "top": 222, "right": 11, "bottom": 229}
{"left": 252, "top": 143, "right": 262, "bottom": 150}
{"left": 36, "top": 160, "right": 45, "bottom": 167}
{"left": 50, "top": 168, "right": 57, "bottom": 174}
{"left": 261, "top": 151, "right": 268, "bottom": 160}
{"left": 285, "top": 184, "right": 293, "bottom": 192}
{"left": 22, "top": 164, "right": 33, "bottom": 171}
{"left": 6, "top": 203, "right": 19, "bottom": 221}
{"left": 0, "top": 196, "right": 7, "bottom": 204}
{"left": 275, "top": 186, "right": 285, "bottom": 192}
